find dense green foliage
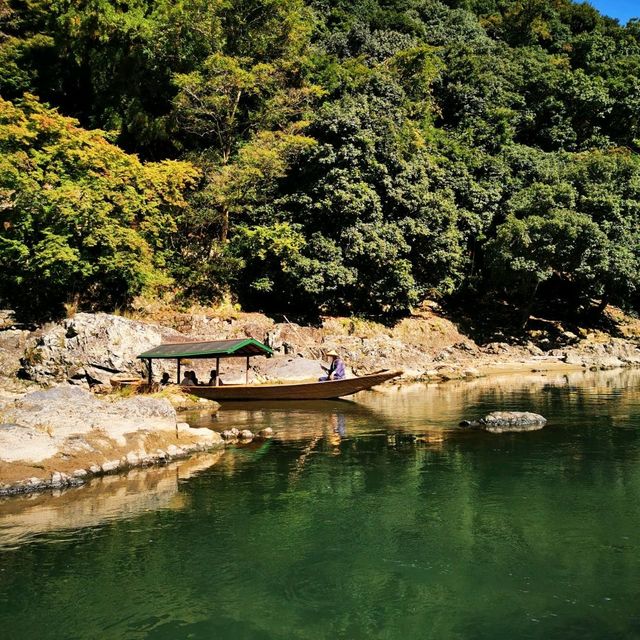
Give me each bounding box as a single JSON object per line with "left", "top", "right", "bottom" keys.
{"left": 0, "top": 94, "right": 196, "bottom": 317}
{"left": 1, "top": 0, "right": 640, "bottom": 320}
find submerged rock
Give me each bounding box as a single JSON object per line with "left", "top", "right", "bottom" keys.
{"left": 160, "top": 389, "right": 220, "bottom": 412}
{"left": 460, "top": 411, "right": 547, "bottom": 433}
{"left": 221, "top": 428, "right": 239, "bottom": 441}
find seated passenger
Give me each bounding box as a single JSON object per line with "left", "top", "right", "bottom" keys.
{"left": 180, "top": 370, "right": 194, "bottom": 386}
{"left": 160, "top": 372, "right": 171, "bottom": 386}
{"left": 319, "top": 350, "right": 346, "bottom": 381}
{"left": 208, "top": 369, "right": 223, "bottom": 386}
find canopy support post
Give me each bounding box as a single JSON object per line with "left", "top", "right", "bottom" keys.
{"left": 147, "top": 358, "right": 153, "bottom": 386}
{"left": 177, "top": 358, "right": 181, "bottom": 384}
{"left": 245, "top": 356, "right": 250, "bottom": 385}
{"left": 216, "top": 357, "right": 220, "bottom": 386}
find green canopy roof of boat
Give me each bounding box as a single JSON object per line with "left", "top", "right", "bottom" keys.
{"left": 137, "top": 338, "right": 273, "bottom": 360}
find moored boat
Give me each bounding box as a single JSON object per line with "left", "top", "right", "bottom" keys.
{"left": 184, "top": 370, "right": 403, "bottom": 402}
{"left": 137, "top": 338, "right": 402, "bottom": 401}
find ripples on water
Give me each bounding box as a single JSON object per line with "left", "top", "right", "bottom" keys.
{"left": 1, "top": 369, "right": 640, "bottom": 639}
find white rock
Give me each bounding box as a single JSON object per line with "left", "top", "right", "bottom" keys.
{"left": 0, "top": 386, "right": 180, "bottom": 465}
{"left": 101, "top": 460, "right": 120, "bottom": 473}
{"left": 166, "top": 444, "right": 185, "bottom": 457}
{"left": 51, "top": 471, "right": 69, "bottom": 485}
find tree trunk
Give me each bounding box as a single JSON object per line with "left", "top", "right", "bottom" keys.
{"left": 593, "top": 293, "right": 609, "bottom": 318}
{"left": 520, "top": 280, "right": 540, "bottom": 330}
{"left": 219, "top": 205, "right": 229, "bottom": 243}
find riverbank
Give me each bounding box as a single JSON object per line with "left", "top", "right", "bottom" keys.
{"left": 4, "top": 303, "right": 640, "bottom": 391}
{"left": 1, "top": 305, "right": 639, "bottom": 496}
{"left": 0, "top": 386, "right": 225, "bottom": 496}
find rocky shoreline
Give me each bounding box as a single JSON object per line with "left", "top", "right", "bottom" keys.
{"left": 0, "top": 386, "right": 227, "bottom": 497}
{"left": 5, "top": 306, "right": 640, "bottom": 390}
{"left": 1, "top": 306, "right": 639, "bottom": 497}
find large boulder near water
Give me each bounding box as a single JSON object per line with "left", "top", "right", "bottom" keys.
{"left": 460, "top": 411, "right": 547, "bottom": 433}
{"left": 254, "top": 356, "right": 329, "bottom": 382}
{"left": 0, "top": 385, "right": 222, "bottom": 466}
{"left": 0, "top": 385, "right": 177, "bottom": 462}
{"left": 21, "top": 313, "right": 182, "bottom": 387}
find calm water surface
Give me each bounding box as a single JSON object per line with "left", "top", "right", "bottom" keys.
{"left": 1, "top": 370, "right": 640, "bottom": 639}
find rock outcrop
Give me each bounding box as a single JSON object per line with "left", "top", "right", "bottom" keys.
{"left": 0, "top": 385, "right": 223, "bottom": 495}
{"left": 460, "top": 411, "right": 547, "bottom": 433}
{"left": 0, "top": 325, "right": 32, "bottom": 388}
{"left": 10, "top": 307, "right": 640, "bottom": 391}
{"left": 0, "top": 386, "right": 179, "bottom": 460}
{"left": 21, "top": 313, "right": 182, "bottom": 387}
{"left": 552, "top": 339, "right": 640, "bottom": 370}
{"left": 254, "top": 356, "right": 327, "bottom": 382}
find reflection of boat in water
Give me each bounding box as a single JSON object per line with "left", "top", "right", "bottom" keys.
{"left": 187, "top": 370, "right": 403, "bottom": 402}
{"left": 217, "top": 398, "right": 381, "bottom": 415}
{"left": 197, "top": 397, "right": 397, "bottom": 444}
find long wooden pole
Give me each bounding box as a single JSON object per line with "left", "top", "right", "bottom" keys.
{"left": 282, "top": 314, "right": 320, "bottom": 358}
{"left": 147, "top": 359, "right": 152, "bottom": 385}
{"left": 177, "top": 358, "right": 181, "bottom": 384}
{"left": 245, "top": 356, "right": 250, "bottom": 385}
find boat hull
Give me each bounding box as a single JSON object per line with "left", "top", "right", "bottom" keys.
{"left": 184, "top": 370, "right": 402, "bottom": 402}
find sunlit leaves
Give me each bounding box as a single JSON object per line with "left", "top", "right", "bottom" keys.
{"left": 0, "top": 95, "right": 197, "bottom": 318}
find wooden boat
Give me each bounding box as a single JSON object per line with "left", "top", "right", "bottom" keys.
{"left": 110, "top": 373, "right": 144, "bottom": 390}
{"left": 184, "top": 370, "right": 402, "bottom": 402}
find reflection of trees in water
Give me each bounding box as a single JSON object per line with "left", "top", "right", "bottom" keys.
{"left": 2, "top": 425, "right": 640, "bottom": 639}
{"left": 360, "top": 368, "right": 640, "bottom": 430}
{"left": 183, "top": 422, "right": 640, "bottom": 638}
{"left": 3, "top": 372, "right": 640, "bottom": 638}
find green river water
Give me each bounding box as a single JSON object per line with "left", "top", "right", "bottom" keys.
{"left": 1, "top": 369, "right": 640, "bottom": 639}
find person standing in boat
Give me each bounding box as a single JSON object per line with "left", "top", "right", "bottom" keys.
{"left": 319, "top": 350, "right": 346, "bottom": 381}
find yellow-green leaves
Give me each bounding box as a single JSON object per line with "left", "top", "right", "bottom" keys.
{"left": 0, "top": 95, "right": 197, "bottom": 318}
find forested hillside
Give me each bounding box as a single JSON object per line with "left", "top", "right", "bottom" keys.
{"left": 1, "top": 0, "right": 640, "bottom": 322}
